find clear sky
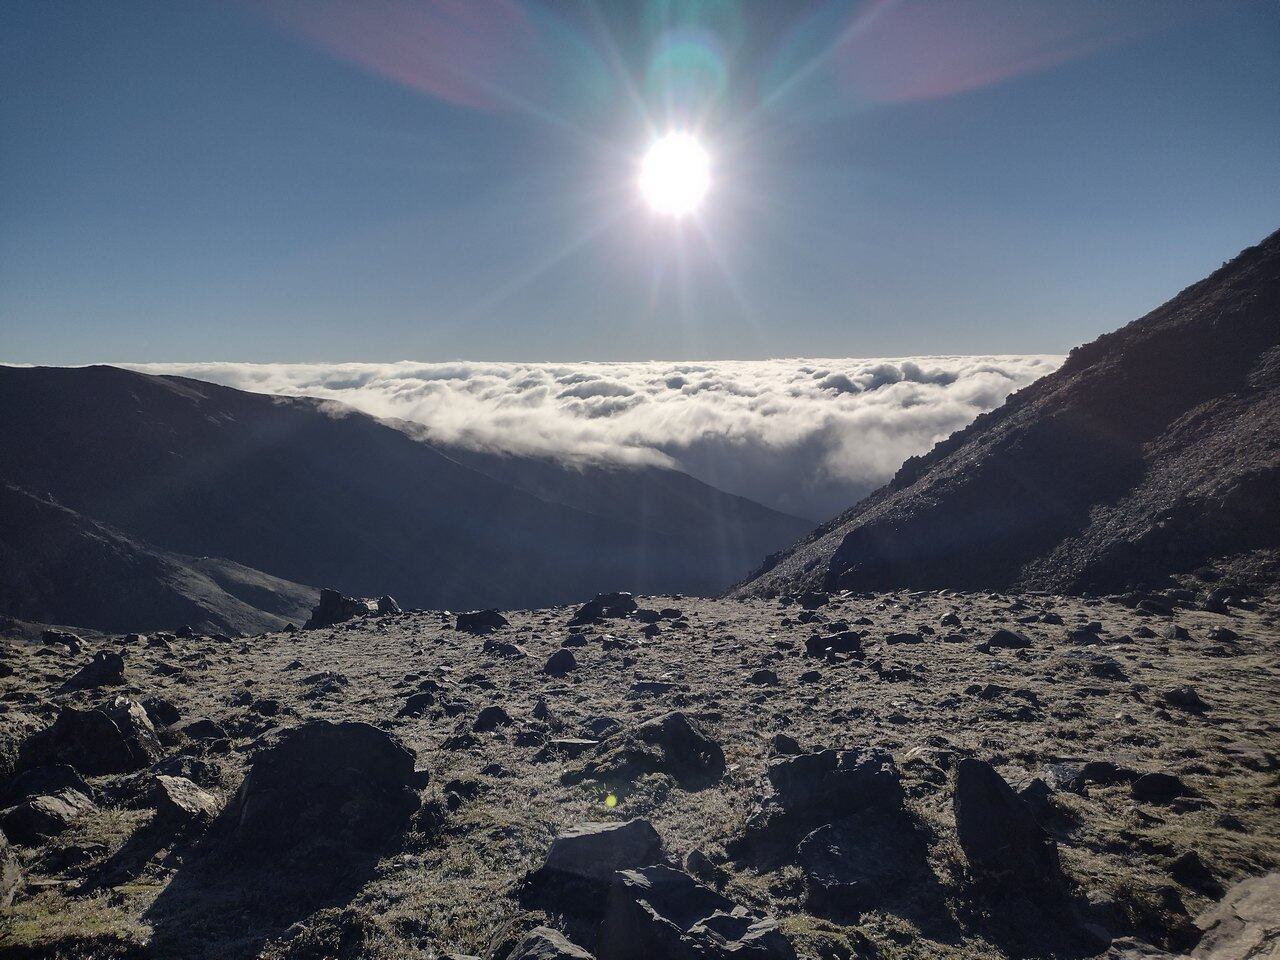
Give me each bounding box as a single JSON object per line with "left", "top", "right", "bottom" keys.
{"left": 3, "top": 1, "right": 1278, "bottom": 363}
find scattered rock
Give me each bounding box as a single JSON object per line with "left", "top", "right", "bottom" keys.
{"left": 142, "top": 697, "right": 181, "bottom": 728}
{"left": 569, "top": 592, "right": 639, "bottom": 626}
{"left": 223, "top": 720, "right": 420, "bottom": 870}
{"left": 508, "top": 927, "right": 596, "bottom": 960}
{"left": 598, "top": 864, "right": 796, "bottom": 960}
{"left": 179, "top": 719, "right": 227, "bottom": 744}
{"left": 474, "top": 706, "right": 513, "bottom": 732}
{"left": 804, "top": 631, "right": 863, "bottom": 657}
{"left": 60, "top": 650, "right": 126, "bottom": 690}
{"left": 770, "top": 733, "right": 801, "bottom": 756}
{"left": 483, "top": 638, "right": 526, "bottom": 658}
{"left": 398, "top": 691, "right": 436, "bottom": 718}
{"left": 953, "top": 758, "right": 1063, "bottom": 890}
{"left": 1163, "top": 685, "right": 1209, "bottom": 714}
{"left": 797, "top": 591, "right": 829, "bottom": 609}
{"left": 153, "top": 775, "right": 220, "bottom": 826}
{"left": 1132, "top": 772, "right": 1190, "bottom": 804}
{"left": 304, "top": 588, "right": 390, "bottom": 630}
{"left": 0, "top": 788, "right": 97, "bottom": 845}
{"left": 41, "top": 629, "right": 84, "bottom": 653}
{"left": 766, "top": 748, "right": 907, "bottom": 824}
{"left": 522, "top": 818, "right": 663, "bottom": 915}
{"left": 0, "top": 764, "right": 89, "bottom": 806}
{"left": 1044, "top": 760, "right": 1139, "bottom": 793}
{"left": 21, "top": 702, "right": 161, "bottom": 776}
{"left": 544, "top": 649, "right": 578, "bottom": 677}
{"left": 885, "top": 631, "right": 923, "bottom": 645}
{"left": 564, "top": 712, "right": 725, "bottom": 791}
{"left": 457, "top": 609, "right": 510, "bottom": 634}
{"left": 987, "top": 629, "right": 1032, "bottom": 649}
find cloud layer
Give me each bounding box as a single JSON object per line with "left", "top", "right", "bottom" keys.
{"left": 126, "top": 357, "right": 1061, "bottom": 520}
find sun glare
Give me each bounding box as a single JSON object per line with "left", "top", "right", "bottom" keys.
{"left": 639, "top": 132, "right": 710, "bottom": 218}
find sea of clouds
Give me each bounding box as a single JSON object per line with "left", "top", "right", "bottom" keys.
{"left": 126, "top": 357, "right": 1062, "bottom": 520}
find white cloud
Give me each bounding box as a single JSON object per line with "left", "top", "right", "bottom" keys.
{"left": 124, "top": 356, "right": 1061, "bottom": 520}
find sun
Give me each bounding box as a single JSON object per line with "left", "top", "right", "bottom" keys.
{"left": 639, "top": 132, "right": 710, "bottom": 217}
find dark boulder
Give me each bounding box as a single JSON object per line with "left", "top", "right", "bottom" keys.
{"left": 41, "top": 629, "right": 83, "bottom": 653}
{"left": 770, "top": 733, "right": 801, "bottom": 756}
{"left": 988, "top": 629, "right": 1032, "bottom": 649}
{"left": 569, "top": 592, "right": 638, "bottom": 626}
{"left": 21, "top": 702, "right": 161, "bottom": 776}
{"left": 180, "top": 718, "right": 228, "bottom": 742}
{"left": 1163, "top": 685, "right": 1209, "bottom": 713}
{"left": 521, "top": 819, "right": 663, "bottom": 915}
{"left": 398, "top": 691, "right": 436, "bottom": 718}
{"left": 458, "top": 609, "right": 510, "bottom": 634}
{"left": 597, "top": 865, "right": 796, "bottom": 960}
{"left": 544, "top": 649, "right": 578, "bottom": 677}
{"left": 0, "top": 764, "right": 89, "bottom": 807}
{"left": 804, "top": 630, "right": 863, "bottom": 657}
{"left": 482, "top": 637, "right": 526, "bottom": 658}
{"left": 737, "top": 749, "right": 934, "bottom": 917}
{"left": 0, "top": 788, "right": 96, "bottom": 845}
{"left": 1043, "top": 760, "right": 1139, "bottom": 793}
{"left": 797, "top": 817, "right": 932, "bottom": 917}
{"left": 304, "top": 588, "right": 383, "bottom": 630}
{"left": 767, "top": 748, "right": 907, "bottom": 824}
{"left": 798, "top": 591, "right": 829, "bottom": 609}
{"left": 885, "top": 631, "right": 923, "bottom": 645}
{"left": 142, "top": 696, "right": 181, "bottom": 728}
{"left": 223, "top": 720, "right": 420, "bottom": 870}
{"left": 953, "top": 758, "right": 1063, "bottom": 890}
{"left": 564, "top": 712, "right": 725, "bottom": 791}
{"left": 1131, "top": 772, "right": 1190, "bottom": 804}
{"left": 473, "top": 706, "right": 513, "bottom": 732}
{"left": 60, "top": 650, "right": 126, "bottom": 691}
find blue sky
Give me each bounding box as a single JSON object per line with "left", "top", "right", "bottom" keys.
{"left": 3, "top": 1, "right": 1278, "bottom": 363}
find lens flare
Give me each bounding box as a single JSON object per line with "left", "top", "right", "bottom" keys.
{"left": 638, "top": 132, "right": 711, "bottom": 217}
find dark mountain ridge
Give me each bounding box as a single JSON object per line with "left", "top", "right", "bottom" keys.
{"left": 0, "top": 365, "right": 806, "bottom": 622}
{"left": 738, "top": 229, "right": 1280, "bottom": 598}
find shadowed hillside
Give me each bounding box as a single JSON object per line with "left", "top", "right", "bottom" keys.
{"left": 0, "top": 366, "right": 807, "bottom": 621}
{"left": 0, "top": 484, "right": 318, "bottom": 634}
{"left": 737, "top": 229, "right": 1280, "bottom": 598}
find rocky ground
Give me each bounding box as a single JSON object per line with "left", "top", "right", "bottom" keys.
{"left": 2, "top": 586, "right": 1278, "bottom": 960}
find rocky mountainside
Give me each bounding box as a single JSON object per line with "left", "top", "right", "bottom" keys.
{"left": 737, "top": 230, "right": 1280, "bottom": 599}
{"left": 0, "top": 484, "right": 317, "bottom": 635}
{"left": 0, "top": 366, "right": 808, "bottom": 624}
{"left": 1, "top": 586, "right": 1277, "bottom": 958}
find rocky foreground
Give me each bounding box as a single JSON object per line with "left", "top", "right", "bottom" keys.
{"left": 2, "top": 586, "right": 1278, "bottom": 960}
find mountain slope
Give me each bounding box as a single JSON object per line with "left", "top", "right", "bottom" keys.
{"left": 437, "top": 442, "right": 811, "bottom": 549}
{"left": 0, "top": 366, "right": 804, "bottom": 613}
{"left": 737, "top": 229, "right": 1280, "bottom": 597}
{"left": 0, "top": 484, "right": 318, "bottom": 634}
